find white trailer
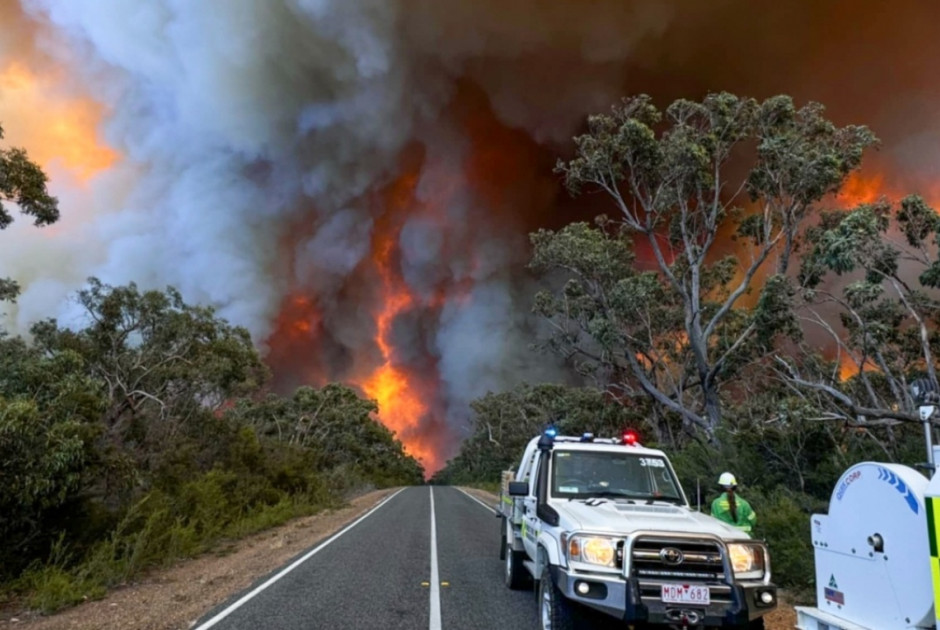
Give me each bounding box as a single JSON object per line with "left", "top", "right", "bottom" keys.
{"left": 796, "top": 388, "right": 940, "bottom": 630}
{"left": 795, "top": 462, "right": 934, "bottom": 629}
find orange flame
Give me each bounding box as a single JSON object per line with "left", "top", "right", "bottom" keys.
{"left": 835, "top": 169, "right": 940, "bottom": 209}
{"left": 264, "top": 293, "right": 327, "bottom": 390}
{"left": 837, "top": 354, "right": 881, "bottom": 381}
{"left": 837, "top": 171, "right": 885, "bottom": 207}
{"left": 360, "top": 169, "right": 439, "bottom": 473}
{"left": 0, "top": 61, "right": 117, "bottom": 182}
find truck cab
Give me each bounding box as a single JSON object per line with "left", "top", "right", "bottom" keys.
{"left": 498, "top": 430, "right": 777, "bottom": 629}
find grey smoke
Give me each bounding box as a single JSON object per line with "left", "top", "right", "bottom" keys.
{"left": 5, "top": 0, "right": 940, "bottom": 465}
{"left": 8, "top": 0, "right": 659, "bottom": 463}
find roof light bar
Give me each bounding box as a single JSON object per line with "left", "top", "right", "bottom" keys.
{"left": 538, "top": 426, "right": 557, "bottom": 451}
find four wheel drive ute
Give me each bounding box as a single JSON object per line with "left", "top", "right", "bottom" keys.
{"left": 497, "top": 430, "right": 777, "bottom": 629}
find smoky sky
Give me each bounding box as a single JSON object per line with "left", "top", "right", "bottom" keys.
{"left": 2, "top": 0, "right": 939, "bottom": 464}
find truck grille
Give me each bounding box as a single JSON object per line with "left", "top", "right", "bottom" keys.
{"left": 629, "top": 537, "right": 726, "bottom": 582}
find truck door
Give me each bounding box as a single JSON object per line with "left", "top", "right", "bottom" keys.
{"left": 523, "top": 452, "right": 545, "bottom": 559}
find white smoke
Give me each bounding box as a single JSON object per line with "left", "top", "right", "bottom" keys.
{"left": 10, "top": 0, "right": 423, "bottom": 339}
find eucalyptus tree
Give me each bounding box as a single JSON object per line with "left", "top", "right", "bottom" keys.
{"left": 535, "top": 93, "right": 876, "bottom": 439}
{"left": 31, "top": 279, "right": 269, "bottom": 469}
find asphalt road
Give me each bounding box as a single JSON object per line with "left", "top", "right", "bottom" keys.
{"left": 192, "top": 486, "right": 539, "bottom": 630}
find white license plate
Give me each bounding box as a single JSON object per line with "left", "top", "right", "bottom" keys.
{"left": 661, "top": 584, "right": 710, "bottom": 605}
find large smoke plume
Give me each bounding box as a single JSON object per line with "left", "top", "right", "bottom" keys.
{"left": 2, "top": 0, "right": 940, "bottom": 470}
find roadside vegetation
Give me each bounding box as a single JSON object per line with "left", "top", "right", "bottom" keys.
{"left": 0, "top": 279, "right": 423, "bottom": 612}
{"left": 0, "top": 255, "right": 425, "bottom": 617}
{"left": 434, "top": 93, "right": 940, "bottom": 600}
{"left": 0, "top": 125, "right": 423, "bottom": 613}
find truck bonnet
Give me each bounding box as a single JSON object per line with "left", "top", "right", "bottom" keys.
{"left": 552, "top": 499, "right": 750, "bottom": 540}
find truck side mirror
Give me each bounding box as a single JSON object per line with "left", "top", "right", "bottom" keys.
{"left": 508, "top": 481, "right": 529, "bottom": 496}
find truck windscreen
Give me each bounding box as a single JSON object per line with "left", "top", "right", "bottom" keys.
{"left": 551, "top": 450, "right": 683, "bottom": 502}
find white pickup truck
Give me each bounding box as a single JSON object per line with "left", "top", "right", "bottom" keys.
{"left": 498, "top": 430, "right": 777, "bottom": 629}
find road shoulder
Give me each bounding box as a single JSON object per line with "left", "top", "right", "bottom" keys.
{"left": 455, "top": 486, "right": 499, "bottom": 512}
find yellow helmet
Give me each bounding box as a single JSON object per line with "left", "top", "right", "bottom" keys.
{"left": 718, "top": 472, "right": 737, "bottom": 488}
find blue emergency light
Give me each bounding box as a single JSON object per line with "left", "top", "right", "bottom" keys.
{"left": 538, "top": 427, "right": 557, "bottom": 451}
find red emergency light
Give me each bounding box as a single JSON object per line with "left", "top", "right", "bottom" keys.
{"left": 621, "top": 429, "right": 640, "bottom": 446}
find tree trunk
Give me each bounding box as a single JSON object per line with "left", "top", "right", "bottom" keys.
{"left": 702, "top": 376, "right": 722, "bottom": 439}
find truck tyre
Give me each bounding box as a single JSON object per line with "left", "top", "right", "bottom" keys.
{"left": 738, "top": 619, "right": 765, "bottom": 630}
{"left": 538, "top": 566, "right": 578, "bottom": 630}
{"left": 499, "top": 517, "right": 507, "bottom": 561}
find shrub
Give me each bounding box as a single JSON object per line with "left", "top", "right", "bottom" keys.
{"left": 750, "top": 488, "right": 821, "bottom": 602}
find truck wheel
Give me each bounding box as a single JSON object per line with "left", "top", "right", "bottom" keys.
{"left": 499, "top": 518, "right": 507, "bottom": 561}
{"left": 732, "top": 619, "right": 765, "bottom": 630}
{"left": 505, "top": 546, "right": 530, "bottom": 589}
{"left": 538, "top": 566, "right": 578, "bottom": 630}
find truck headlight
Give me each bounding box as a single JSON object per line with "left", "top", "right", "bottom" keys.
{"left": 567, "top": 535, "right": 617, "bottom": 567}
{"left": 727, "top": 543, "right": 766, "bottom": 580}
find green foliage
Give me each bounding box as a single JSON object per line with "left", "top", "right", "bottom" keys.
{"left": 16, "top": 468, "right": 333, "bottom": 613}
{"left": 750, "top": 489, "right": 820, "bottom": 602}
{"left": 1, "top": 128, "right": 422, "bottom": 611}
{"left": 442, "top": 93, "right": 925, "bottom": 597}
{"left": 0, "top": 399, "right": 86, "bottom": 518}
{"left": 752, "top": 275, "right": 802, "bottom": 350}
{"left": 0, "top": 337, "right": 104, "bottom": 575}
{"left": 0, "top": 278, "right": 20, "bottom": 302}
{"left": 746, "top": 98, "right": 876, "bottom": 206}
{"left": 0, "top": 124, "right": 59, "bottom": 229}
{"left": 0, "top": 122, "right": 59, "bottom": 303}
{"left": 32, "top": 278, "right": 270, "bottom": 449}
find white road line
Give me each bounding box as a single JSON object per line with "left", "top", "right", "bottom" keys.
{"left": 456, "top": 487, "right": 498, "bottom": 514}
{"left": 429, "top": 487, "right": 442, "bottom": 630}
{"left": 193, "top": 488, "right": 405, "bottom": 630}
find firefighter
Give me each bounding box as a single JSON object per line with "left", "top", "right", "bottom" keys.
{"left": 711, "top": 472, "right": 757, "bottom": 533}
